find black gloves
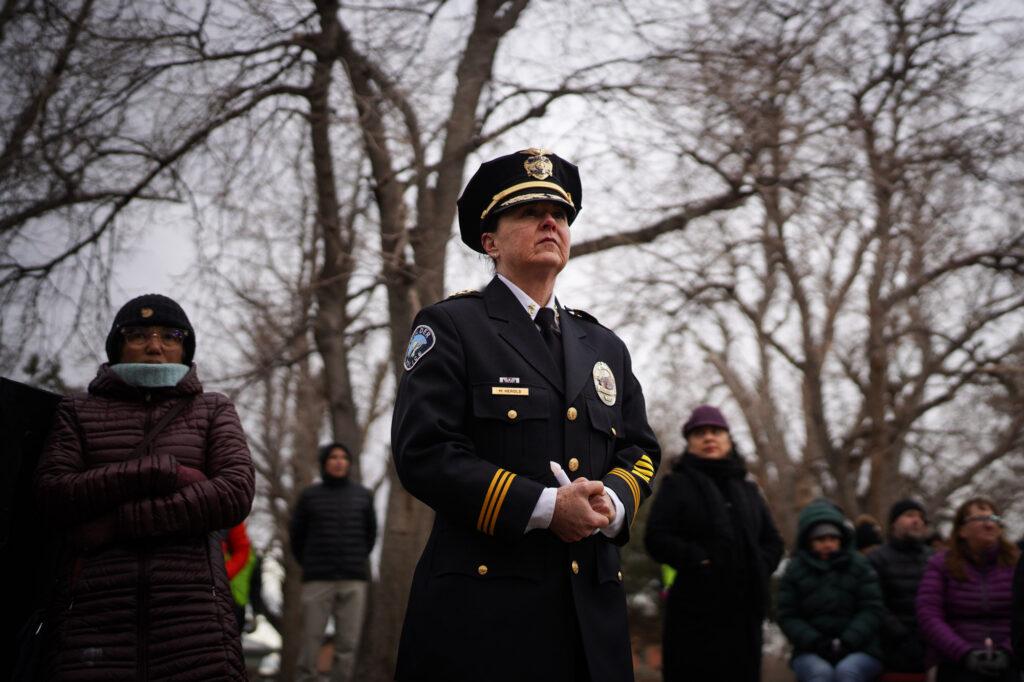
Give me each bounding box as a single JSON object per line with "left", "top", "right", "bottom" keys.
{"left": 964, "top": 649, "right": 1010, "bottom": 678}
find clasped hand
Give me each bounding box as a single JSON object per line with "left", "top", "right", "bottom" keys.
{"left": 69, "top": 464, "right": 208, "bottom": 551}
{"left": 549, "top": 478, "right": 614, "bottom": 542}
{"left": 965, "top": 649, "right": 1010, "bottom": 677}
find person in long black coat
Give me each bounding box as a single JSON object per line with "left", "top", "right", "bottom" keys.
{"left": 645, "top": 405, "right": 784, "bottom": 682}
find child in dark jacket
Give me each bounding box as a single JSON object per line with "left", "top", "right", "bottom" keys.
{"left": 777, "top": 500, "right": 884, "bottom": 682}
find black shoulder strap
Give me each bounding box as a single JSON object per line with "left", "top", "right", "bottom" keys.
{"left": 564, "top": 306, "right": 600, "bottom": 325}
{"left": 444, "top": 289, "right": 480, "bottom": 301}
{"left": 130, "top": 395, "right": 196, "bottom": 459}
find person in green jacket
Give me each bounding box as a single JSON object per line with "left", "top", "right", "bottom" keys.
{"left": 778, "top": 500, "right": 884, "bottom": 682}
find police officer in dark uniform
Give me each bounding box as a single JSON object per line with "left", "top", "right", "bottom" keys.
{"left": 392, "top": 148, "right": 661, "bottom": 681}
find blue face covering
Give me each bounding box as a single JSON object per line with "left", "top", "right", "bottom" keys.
{"left": 111, "top": 363, "right": 189, "bottom": 388}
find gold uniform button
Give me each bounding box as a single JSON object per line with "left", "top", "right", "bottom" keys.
{"left": 611, "top": 426, "right": 617, "bottom": 437}
{"left": 568, "top": 458, "right": 580, "bottom": 472}
{"left": 507, "top": 409, "right": 518, "bottom": 420}
{"left": 478, "top": 564, "right": 488, "bottom": 576}
{"left": 617, "top": 571, "right": 623, "bottom": 581}
{"left": 571, "top": 560, "right": 580, "bottom": 575}
{"left": 566, "top": 407, "right": 578, "bottom": 421}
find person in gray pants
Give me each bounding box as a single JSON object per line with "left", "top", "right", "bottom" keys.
{"left": 290, "top": 443, "right": 377, "bottom": 682}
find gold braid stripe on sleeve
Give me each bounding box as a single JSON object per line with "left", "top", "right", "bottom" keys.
{"left": 608, "top": 468, "right": 640, "bottom": 518}
{"left": 477, "top": 469, "right": 516, "bottom": 536}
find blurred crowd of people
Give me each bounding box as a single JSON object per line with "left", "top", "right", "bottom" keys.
{"left": 647, "top": 404, "right": 1024, "bottom": 682}
{"left": 17, "top": 140, "right": 1024, "bottom": 682}
{"left": 22, "top": 290, "right": 1024, "bottom": 682}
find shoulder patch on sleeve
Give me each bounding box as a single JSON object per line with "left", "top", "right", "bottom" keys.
{"left": 445, "top": 289, "right": 480, "bottom": 300}
{"left": 565, "top": 307, "right": 599, "bottom": 325}
{"left": 403, "top": 324, "right": 436, "bottom": 371}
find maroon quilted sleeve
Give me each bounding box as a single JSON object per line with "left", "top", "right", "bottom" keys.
{"left": 36, "top": 399, "right": 181, "bottom": 524}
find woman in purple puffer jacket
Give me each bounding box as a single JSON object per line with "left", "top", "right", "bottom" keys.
{"left": 916, "top": 496, "right": 1019, "bottom": 682}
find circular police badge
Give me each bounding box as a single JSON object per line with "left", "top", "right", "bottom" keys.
{"left": 592, "top": 361, "right": 616, "bottom": 406}
{"left": 403, "top": 325, "right": 436, "bottom": 371}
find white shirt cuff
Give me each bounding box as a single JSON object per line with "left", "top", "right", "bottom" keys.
{"left": 526, "top": 487, "right": 557, "bottom": 532}
{"left": 599, "top": 488, "right": 625, "bottom": 537}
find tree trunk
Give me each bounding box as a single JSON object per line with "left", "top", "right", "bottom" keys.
{"left": 279, "top": 333, "right": 325, "bottom": 679}
{"left": 358, "top": 464, "right": 433, "bottom": 681}
{"left": 862, "top": 120, "right": 896, "bottom": 520}
{"left": 307, "top": 3, "right": 365, "bottom": 480}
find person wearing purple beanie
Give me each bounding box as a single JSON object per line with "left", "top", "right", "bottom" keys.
{"left": 645, "top": 405, "right": 784, "bottom": 682}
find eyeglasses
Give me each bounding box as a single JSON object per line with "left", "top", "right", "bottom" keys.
{"left": 963, "top": 514, "right": 1002, "bottom": 526}
{"left": 121, "top": 326, "right": 188, "bottom": 348}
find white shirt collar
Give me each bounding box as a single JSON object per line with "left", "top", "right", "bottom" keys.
{"left": 497, "top": 274, "right": 557, "bottom": 321}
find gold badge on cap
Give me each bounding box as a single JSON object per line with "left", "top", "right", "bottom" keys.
{"left": 592, "top": 361, "right": 617, "bottom": 406}
{"left": 140, "top": 307, "right": 154, "bottom": 318}
{"left": 523, "top": 152, "right": 553, "bottom": 180}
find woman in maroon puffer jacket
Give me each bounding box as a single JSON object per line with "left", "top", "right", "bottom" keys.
{"left": 36, "top": 294, "right": 255, "bottom": 681}
{"left": 916, "top": 496, "right": 1019, "bottom": 682}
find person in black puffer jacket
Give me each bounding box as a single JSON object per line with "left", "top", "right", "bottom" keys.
{"left": 644, "top": 405, "right": 784, "bottom": 682}
{"left": 868, "top": 498, "right": 933, "bottom": 674}
{"left": 289, "top": 442, "right": 377, "bottom": 682}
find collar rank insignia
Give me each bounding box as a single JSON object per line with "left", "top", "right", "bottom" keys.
{"left": 523, "top": 151, "right": 553, "bottom": 180}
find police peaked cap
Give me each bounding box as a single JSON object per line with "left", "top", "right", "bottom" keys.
{"left": 457, "top": 148, "right": 583, "bottom": 253}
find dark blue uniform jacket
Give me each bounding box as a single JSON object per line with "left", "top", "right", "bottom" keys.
{"left": 392, "top": 276, "right": 660, "bottom": 682}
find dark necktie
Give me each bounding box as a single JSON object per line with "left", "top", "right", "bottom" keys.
{"left": 535, "top": 307, "right": 564, "bottom": 381}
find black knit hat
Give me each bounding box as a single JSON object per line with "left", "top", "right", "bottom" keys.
{"left": 888, "top": 498, "right": 928, "bottom": 526}
{"left": 457, "top": 148, "right": 582, "bottom": 253}
{"left": 854, "top": 520, "right": 883, "bottom": 550}
{"left": 105, "top": 294, "right": 195, "bottom": 365}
